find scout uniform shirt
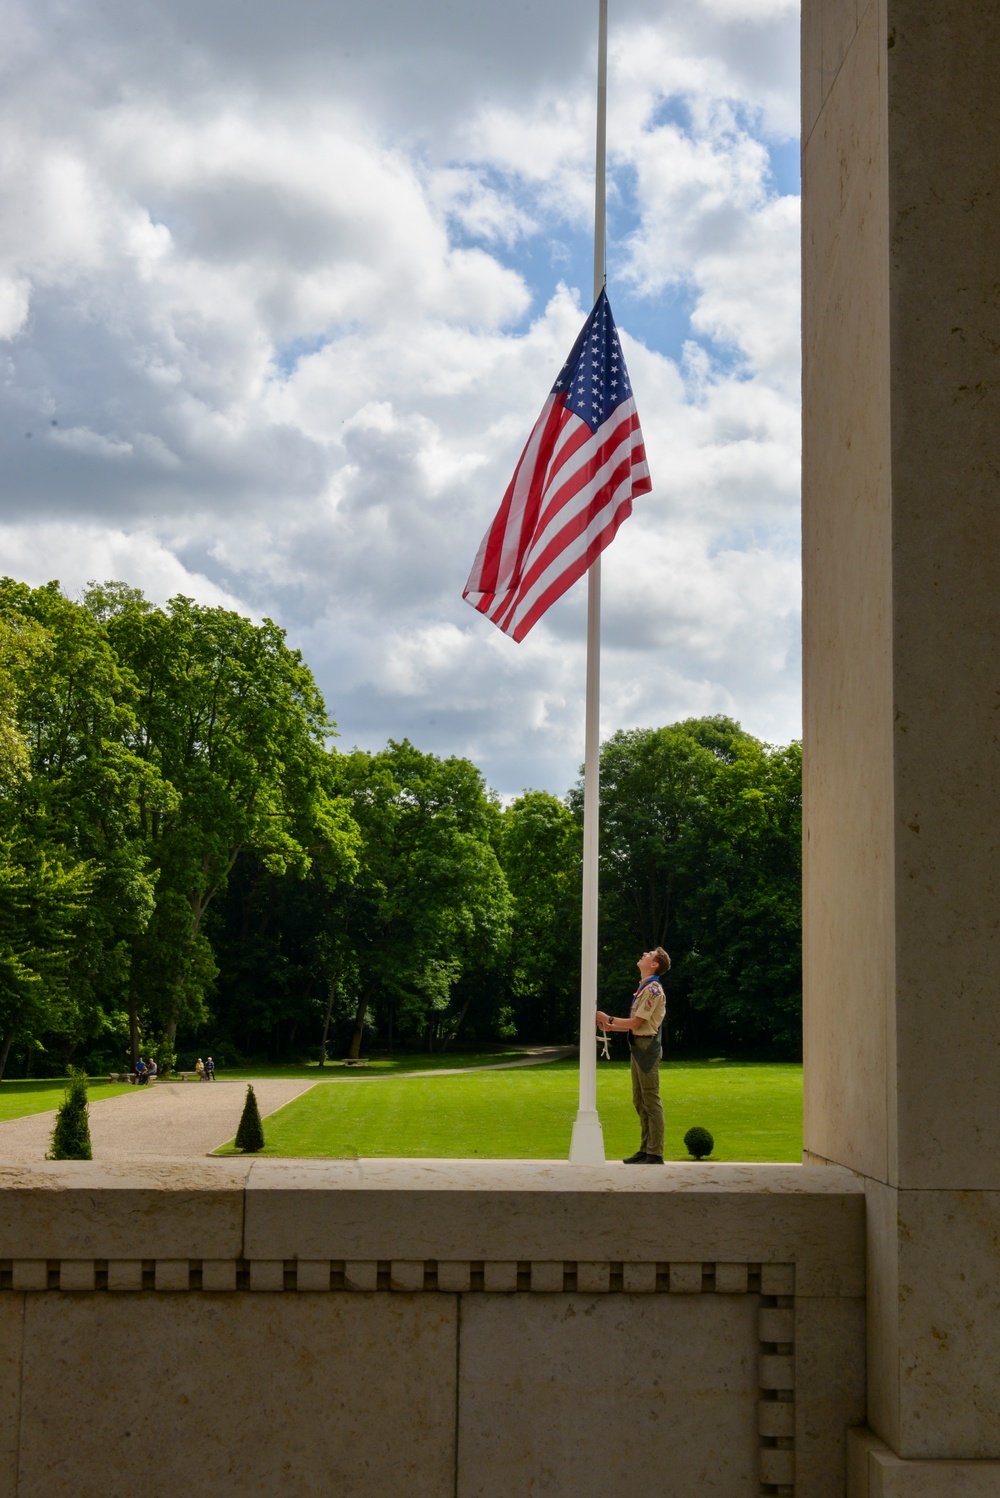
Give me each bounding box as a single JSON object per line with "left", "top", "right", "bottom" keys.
{"left": 631, "top": 977, "right": 666, "bottom": 1036}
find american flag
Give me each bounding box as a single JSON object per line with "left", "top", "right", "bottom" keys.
{"left": 463, "top": 289, "right": 651, "bottom": 642}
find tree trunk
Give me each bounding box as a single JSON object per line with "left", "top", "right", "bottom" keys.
{"left": 0, "top": 1030, "right": 14, "bottom": 1082}
{"left": 441, "top": 995, "right": 472, "bottom": 1053}
{"left": 129, "top": 981, "right": 140, "bottom": 1069}
{"left": 167, "top": 848, "right": 241, "bottom": 1040}
{"left": 348, "top": 981, "right": 377, "bottom": 1060}
{"left": 319, "top": 975, "right": 338, "bottom": 1067}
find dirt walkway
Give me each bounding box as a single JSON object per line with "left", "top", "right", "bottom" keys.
{"left": 0, "top": 1079, "right": 314, "bottom": 1164}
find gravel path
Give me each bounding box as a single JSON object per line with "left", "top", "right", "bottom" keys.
{"left": 0, "top": 1079, "right": 314, "bottom": 1164}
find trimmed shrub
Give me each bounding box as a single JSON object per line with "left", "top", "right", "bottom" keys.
{"left": 235, "top": 1084, "right": 265, "bottom": 1153}
{"left": 683, "top": 1125, "right": 714, "bottom": 1160}
{"left": 49, "top": 1069, "right": 93, "bottom": 1160}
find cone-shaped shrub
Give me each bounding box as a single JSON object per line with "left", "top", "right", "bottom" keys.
{"left": 683, "top": 1125, "right": 714, "bottom": 1160}
{"left": 235, "top": 1084, "right": 265, "bottom": 1153}
{"left": 49, "top": 1069, "right": 93, "bottom": 1160}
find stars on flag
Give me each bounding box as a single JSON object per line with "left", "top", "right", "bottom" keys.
{"left": 555, "top": 290, "right": 634, "bottom": 432}
{"left": 463, "top": 286, "right": 651, "bottom": 643}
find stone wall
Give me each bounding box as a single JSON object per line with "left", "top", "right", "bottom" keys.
{"left": 0, "top": 1160, "right": 865, "bottom": 1496}
{"left": 802, "top": 0, "right": 1000, "bottom": 1487}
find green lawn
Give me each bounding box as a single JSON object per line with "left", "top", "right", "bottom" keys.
{"left": 217, "top": 1059, "right": 802, "bottom": 1162}
{"left": 0, "top": 1078, "right": 135, "bottom": 1123}
{"left": 218, "top": 1049, "right": 536, "bottom": 1081}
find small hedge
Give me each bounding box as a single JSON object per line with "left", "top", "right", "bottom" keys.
{"left": 683, "top": 1125, "right": 714, "bottom": 1160}
{"left": 235, "top": 1084, "right": 265, "bottom": 1152}
{"left": 49, "top": 1069, "right": 93, "bottom": 1160}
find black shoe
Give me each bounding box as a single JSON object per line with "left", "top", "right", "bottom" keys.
{"left": 643, "top": 1154, "right": 665, "bottom": 1164}
{"left": 622, "top": 1151, "right": 648, "bottom": 1164}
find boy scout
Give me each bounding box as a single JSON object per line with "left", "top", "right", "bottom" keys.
{"left": 596, "top": 947, "right": 670, "bottom": 1164}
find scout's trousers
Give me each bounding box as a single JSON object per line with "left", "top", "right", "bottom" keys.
{"left": 630, "top": 1052, "right": 664, "bottom": 1157}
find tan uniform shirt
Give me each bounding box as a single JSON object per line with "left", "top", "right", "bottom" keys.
{"left": 630, "top": 979, "right": 666, "bottom": 1036}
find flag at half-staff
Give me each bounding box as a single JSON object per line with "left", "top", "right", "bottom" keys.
{"left": 463, "top": 288, "right": 650, "bottom": 642}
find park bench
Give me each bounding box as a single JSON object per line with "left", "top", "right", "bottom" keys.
{"left": 339, "top": 1058, "right": 370, "bottom": 1067}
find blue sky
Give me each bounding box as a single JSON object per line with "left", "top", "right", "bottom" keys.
{"left": 0, "top": 0, "right": 801, "bottom": 797}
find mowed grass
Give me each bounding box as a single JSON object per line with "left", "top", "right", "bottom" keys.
{"left": 0, "top": 1078, "right": 135, "bottom": 1123}
{"left": 219, "top": 1049, "right": 535, "bottom": 1081}
{"left": 216, "top": 1059, "right": 802, "bottom": 1162}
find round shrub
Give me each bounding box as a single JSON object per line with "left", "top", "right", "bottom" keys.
{"left": 683, "top": 1125, "right": 714, "bottom": 1160}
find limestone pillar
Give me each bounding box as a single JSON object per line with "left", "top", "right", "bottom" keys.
{"left": 802, "top": 0, "right": 1000, "bottom": 1491}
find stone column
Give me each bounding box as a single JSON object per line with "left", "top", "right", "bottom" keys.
{"left": 802, "top": 0, "right": 1000, "bottom": 1491}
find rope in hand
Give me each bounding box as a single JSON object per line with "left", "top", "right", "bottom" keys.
{"left": 598, "top": 1026, "right": 611, "bottom": 1060}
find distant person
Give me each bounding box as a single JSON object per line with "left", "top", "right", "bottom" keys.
{"left": 596, "top": 947, "right": 670, "bottom": 1165}
{"left": 205, "top": 1056, "right": 216, "bottom": 1081}
{"left": 195, "top": 1058, "right": 205, "bottom": 1080}
{"left": 135, "top": 1057, "right": 148, "bottom": 1086}
{"left": 146, "top": 1057, "right": 157, "bottom": 1082}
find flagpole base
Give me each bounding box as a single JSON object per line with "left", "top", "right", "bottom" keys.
{"left": 569, "top": 1108, "right": 606, "bottom": 1165}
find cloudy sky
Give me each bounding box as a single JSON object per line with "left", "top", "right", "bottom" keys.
{"left": 0, "top": 0, "right": 800, "bottom": 798}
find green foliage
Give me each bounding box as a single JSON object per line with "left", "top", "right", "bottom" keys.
{"left": 499, "top": 791, "right": 581, "bottom": 1043}
{"left": 0, "top": 577, "right": 172, "bottom": 1069}
{"left": 87, "top": 585, "right": 357, "bottom": 1049}
{"left": 0, "top": 838, "right": 94, "bottom": 1079}
{"left": 572, "top": 716, "right": 801, "bottom": 1056}
{"left": 0, "top": 612, "right": 48, "bottom": 793}
{"left": 0, "top": 572, "right": 802, "bottom": 1067}
{"left": 0, "top": 576, "right": 357, "bottom": 1073}
{"left": 330, "top": 741, "right": 512, "bottom": 1056}
{"left": 49, "top": 1068, "right": 92, "bottom": 1160}
{"left": 683, "top": 1125, "right": 715, "bottom": 1160}
{"left": 234, "top": 1084, "right": 265, "bottom": 1151}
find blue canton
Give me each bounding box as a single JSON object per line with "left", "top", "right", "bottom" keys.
{"left": 551, "top": 288, "right": 633, "bottom": 434}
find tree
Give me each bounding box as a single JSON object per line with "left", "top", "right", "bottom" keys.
{"left": 0, "top": 841, "right": 95, "bottom": 1079}
{"left": 205, "top": 846, "right": 359, "bottom": 1065}
{"left": 575, "top": 717, "right": 801, "bottom": 1055}
{"left": 86, "top": 586, "right": 358, "bottom": 1053}
{"left": 0, "top": 579, "right": 172, "bottom": 1070}
{"left": 335, "top": 741, "right": 512, "bottom": 1057}
{"left": 499, "top": 791, "right": 581, "bottom": 1043}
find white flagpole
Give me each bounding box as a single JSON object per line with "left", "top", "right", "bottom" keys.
{"left": 569, "top": 0, "right": 608, "bottom": 1166}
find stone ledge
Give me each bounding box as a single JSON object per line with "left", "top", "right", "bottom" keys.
{"left": 0, "top": 1159, "right": 864, "bottom": 1297}
{"left": 242, "top": 1159, "right": 864, "bottom": 1297}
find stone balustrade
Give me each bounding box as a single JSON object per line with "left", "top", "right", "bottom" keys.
{"left": 0, "top": 1159, "right": 864, "bottom": 1497}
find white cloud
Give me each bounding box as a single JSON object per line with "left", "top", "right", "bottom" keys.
{"left": 0, "top": 277, "right": 30, "bottom": 340}
{"left": 0, "top": 523, "right": 250, "bottom": 614}
{"left": 0, "top": 0, "right": 801, "bottom": 796}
